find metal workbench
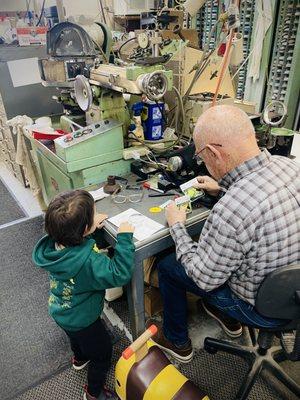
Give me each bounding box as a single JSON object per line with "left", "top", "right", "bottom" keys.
{"left": 96, "top": 188, "right": 210, "bottom": 339}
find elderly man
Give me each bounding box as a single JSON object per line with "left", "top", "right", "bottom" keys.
{"left": 149, "top": 105, "right": 300, "bottom": 363}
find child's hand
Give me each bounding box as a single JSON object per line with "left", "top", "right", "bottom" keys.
{"left": 118, "top": 222, "right": 135, "bottom": 233}
{"left": 95, "top": 213, "right": 108, "bottom": 229}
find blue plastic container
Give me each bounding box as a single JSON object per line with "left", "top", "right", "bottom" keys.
{"left": 142, "top": 102, "right": 165, "bottom": 141}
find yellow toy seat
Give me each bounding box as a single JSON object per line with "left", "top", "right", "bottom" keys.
{"left": 115, "top": 325, "right": 209, "bottom": 400}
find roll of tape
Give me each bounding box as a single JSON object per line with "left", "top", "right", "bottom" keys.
{"left": 228, "top": 32, "right": 244, "bottom": 66}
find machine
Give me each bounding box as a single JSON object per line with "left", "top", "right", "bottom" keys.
{"left": 39, "top": 22, "right": 173, "bottom": 127}
{"left": 75, "top": 63, "right": 172, "bottom": 128}
{"left": 33, "top": 22, "right": 173, "bottom": 204}
{"left": 33, "top": 120, "right": 130, "bottom": 205}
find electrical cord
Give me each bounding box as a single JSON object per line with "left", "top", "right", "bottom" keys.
{"left": 36, "top": 0, "right": 46, "bottom": 26}
{"left": 172, "top": 86, "right": 184, "bottom": 135}
{"left": 91, "top": 39, "right": 109, "bottom": 63}
{"left": 118, "top": 37, "right": 137, "bottom": 60}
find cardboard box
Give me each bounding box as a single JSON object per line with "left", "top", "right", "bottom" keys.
{"left": 17, "top": 27, "right": 47, "bottom": 46}
{"left": 144, "top": 286, "right": 163, "bottom": 317}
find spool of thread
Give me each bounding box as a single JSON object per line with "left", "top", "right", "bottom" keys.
{"left": 183, "top": 0, "right": 207, "bottom": 17}
{"left": 228, "top": 32, "right": 244, "bottom": 66}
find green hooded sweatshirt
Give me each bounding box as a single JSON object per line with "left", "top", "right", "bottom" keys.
{"left": 32, "top": 232, "right": 135, "bottom": 331}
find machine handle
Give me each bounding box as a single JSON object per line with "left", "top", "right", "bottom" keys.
{"left": 122, "top": 325, "right": 158, "bottom": 360}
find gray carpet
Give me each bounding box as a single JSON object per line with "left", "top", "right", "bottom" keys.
{"left": 0, "top": 216, "right": 71, "bottom": 400}
{"left": 16, "top": 295, "right": 300, "bottom": 400}
{"left": 110, "top": 296, "right": 300, "bottom": 400}
{"left": 16, "top": 327, "right": 130, "bottom": 400}
{"left": 0, "top": 179, "right": 25, "bottom": 225}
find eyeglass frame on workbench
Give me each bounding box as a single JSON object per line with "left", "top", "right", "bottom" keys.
{"left": 111, "top": 185, "right": 145, "bottom": 204}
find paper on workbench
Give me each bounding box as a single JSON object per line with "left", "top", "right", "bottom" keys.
{"left": 107, "top": 208, "right": 164, "bottom": 241}
{"left": 89, "top": 187, "right": 110, "bottom": 201}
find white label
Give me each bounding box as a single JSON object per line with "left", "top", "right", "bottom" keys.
{"left": 180, "top": 177, "right": 199, "bottom": 192}
{"left": 7, "top": 58, "right": 41, "bottom": 87}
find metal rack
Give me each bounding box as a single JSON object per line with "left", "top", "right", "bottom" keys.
{"left": 236, "top": 0, "right": 256, "bottom": 99}
{"left": 195, "top": 0, "right": 256, "bottom": 100}
{"left": 198, "top": 0, "right": 219, "bottom": 50}
{"left": 265, "top": 0, "right": 300, "bottom": 128}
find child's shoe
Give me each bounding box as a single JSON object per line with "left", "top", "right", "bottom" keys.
{"left": 72, "top": 356, "right": 90, "bottom": 370}
{"left": 83, "top": 385, "right": 118, "bottom": 400}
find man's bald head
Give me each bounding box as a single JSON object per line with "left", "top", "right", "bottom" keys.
{"left": 193, "top": 105, "right": 260, "bottom": 180}
{"left": 194, "top": 105, "right": 256, "bottom": 147}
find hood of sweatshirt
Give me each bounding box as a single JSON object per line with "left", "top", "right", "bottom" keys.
{"left": 32, "top": 235, "right": 94, "bottom": 280}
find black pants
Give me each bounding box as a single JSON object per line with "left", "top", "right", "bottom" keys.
{"left": 65, "top": 318, "right": 112, "bottom": 397}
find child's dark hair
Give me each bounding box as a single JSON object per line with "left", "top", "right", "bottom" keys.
{"left": 45, "top": 190, "right": 94, "bottom": 247}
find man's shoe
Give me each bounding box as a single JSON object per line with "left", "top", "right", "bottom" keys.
{"left": 201, "top": 300, "right": 243, "bottom": 338}
{"left": 146, "top": 319, "right": 194, "bottom": 363}
{"left": 83, "top": 385, "right": 118, "bottom": 400}
{"left": 72, "top": 357, "right": 90, "bottom": 371}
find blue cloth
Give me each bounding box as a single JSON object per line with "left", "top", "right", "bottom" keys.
{"left": 158, "top": 253, "right": 286, "bottom": 346}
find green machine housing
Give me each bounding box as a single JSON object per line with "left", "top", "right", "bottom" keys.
{"left": 34, "top": 120, "right": 130, "bottom": 204}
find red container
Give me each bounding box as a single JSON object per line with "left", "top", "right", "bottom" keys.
{"left": 32, "top": 129, "right": 67, "bottom": 141}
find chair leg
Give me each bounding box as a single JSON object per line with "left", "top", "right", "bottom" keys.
{"left": 271, "top": 347, "right": 287, "bottom": 363}
{"left": 204, "top": 337, "right": 255, "bottom": 363}
{"left": 265, "top": 358, "right": 300, "bottom": 398}
{"left": 234, "top": 358, "right": 263, "bottom": 400}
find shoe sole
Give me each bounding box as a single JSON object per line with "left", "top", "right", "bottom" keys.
{"left": 202, "top": 302, "right": 243, "bottom": 338}
{"left": 149, "top": 338, "right": 194, "bottom": 364}
{"left": 73, "top": 360, "right": 90, "bottom": 371}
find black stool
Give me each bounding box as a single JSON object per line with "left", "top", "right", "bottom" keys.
{"left": 204, "top": 265, "right": 300, "bottom": 400}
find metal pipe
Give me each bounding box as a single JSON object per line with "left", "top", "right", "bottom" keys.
{"left": 56, "top": 0, "right": 65, "bottom": 22}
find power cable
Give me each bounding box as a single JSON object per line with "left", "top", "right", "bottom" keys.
{"left": 36, "top": 0, "right": 46, "bottom": 26}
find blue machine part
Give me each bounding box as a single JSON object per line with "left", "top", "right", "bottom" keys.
{"left": 132, "top": 102, "right": 144, "bottom": 116}
{"left": 142, "top": 101, "right": 165, "bottom": 141}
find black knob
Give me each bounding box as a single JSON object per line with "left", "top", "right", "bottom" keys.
{"left": 104, "top": 120, "right": 109, "bottom": 125}
{"left": 95, "top": 123, "right": 100, "bottom": 128}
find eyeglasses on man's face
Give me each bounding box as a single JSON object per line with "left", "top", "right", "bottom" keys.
{"left": 193, "top": 143, "right": 223, "bottom": 161}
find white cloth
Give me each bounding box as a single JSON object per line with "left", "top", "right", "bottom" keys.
{"left": 248, "top": 0, "right": 272, "bottom": 82}
{"left": 6, "top": 115, "right": 46, "bottom": 208}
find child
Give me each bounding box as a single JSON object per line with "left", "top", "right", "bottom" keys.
{"left": 32, "top": 189, "right": 135, "bottom": 400}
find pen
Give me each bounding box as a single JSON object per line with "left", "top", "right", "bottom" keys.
{"left": 143, "top": 182, "right": 164, "bottom": 193}
{"left": 148, "top": 193, "right": 177, "bottom": 197}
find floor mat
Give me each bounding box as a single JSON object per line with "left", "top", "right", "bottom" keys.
{"left": 0, "top": 216, "right": 71, "bottom": 400}
{"left": 0, "top": 179, "right": 25, "bottom": 225}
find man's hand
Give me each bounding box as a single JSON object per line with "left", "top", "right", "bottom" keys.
{"left": 95, "top": 213, "right": 108, "bottom": 229}
{"left": 118, "top": 222, "right": 135, "bottom": 233}
{"left": 194, "top": 176, "right": 220, "bottom": 197}
{"left": 165, "top": 202, "right": 186, "bottom": 227}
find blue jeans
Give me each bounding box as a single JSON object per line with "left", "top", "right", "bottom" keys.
{"left": 158, "top": 253, "right": 286, "bottom": 346}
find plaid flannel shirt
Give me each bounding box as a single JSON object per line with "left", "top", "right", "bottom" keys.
{"left": 170, "top": 150, "right": 300, "bottom": 305}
